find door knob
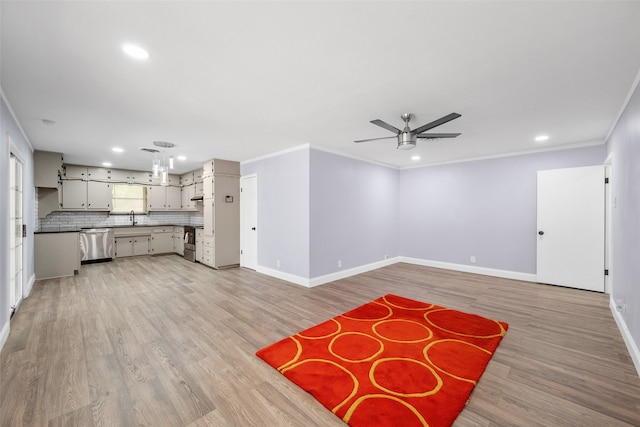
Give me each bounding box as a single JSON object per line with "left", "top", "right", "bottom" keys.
{"left": 538, "top": 231, "right": 544, "bottom": 235}
{"left": 252, "top": 227, "right": 256, "bottom": 231}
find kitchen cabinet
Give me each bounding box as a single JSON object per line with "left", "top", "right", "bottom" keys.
{"left": 110, "top": 169, "right": 130, "bottom": 183}
{"left": 147, "top": 184, "right": 181, "bottom": 211}
{"left": 195, "top": 228, "right": 204, "bottom": 263}
{"left": 166, "top": 186, "right": 181, "bottom": 210}
{"left": 194, "top": 181, "right": 203, "bottom": 198}
{"left": 203, "top": 199, "right": 214, "bottom": 232}
{"left": 34, "top": 150, "right": 62, "bottom": 188}
{"left": 201, "top": 158, "right": 240, "bottom": 269}
{"left": 203, "top": 159, "right": 238, "bottom": 177}
{"left": 203, "top": 176, "right": 214, "bottom": 199}
{"left": 202, "top": 235, "right": 214, "bottom": 267}
{"left": 114, "top": 236, "right": 149, "bottom": 258}
{"left": 181, "top": 172, "right": 194, "bottom": 186}
{"left": 87, "top": 167, "right": 111, "bottom": 181}
{"left": 173, "top": 226, "right": 185, "bottom": 256}
{"left": 61, "top": 180, "right": 111, "bottom": 210}
{"left": 34, "top": 232, "right": 80, "bottom": 279}
{"left": 150, "top": 227, "right": 174, "bottom": 254}
{"left": 61, "top": 180, "right": 87, "bottom": 209}
{"left": 131, "top": 171, "right": 153, "bottom": 185}
{"left": 63, "top": 165, "right": 88, "bottom": 179}
{"left": 87, "top": 181, "right": 112, "bottom": 209}
{"left": 181, "top": 184, "right": 197, "bottom": 211}
{"left": 64, "top": 165, "right": 111, "bottom": 181}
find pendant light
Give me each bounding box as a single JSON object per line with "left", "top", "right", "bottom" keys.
{"left": 151, "top": 141, "right": 175, "bottom": 186}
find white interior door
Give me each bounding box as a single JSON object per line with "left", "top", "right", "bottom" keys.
{"left": 537, "top": 165, "right": 605, "bottom": 292}
{"left": 240, "top": 175, "right": 258, "bottom": 270}
{"left": 9, "top": 152, "right": 24, "bottom": 313}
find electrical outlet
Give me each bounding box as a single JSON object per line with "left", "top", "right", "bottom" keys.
{"left": 470, "top": 256, "right": 476, "bottom": 263}
{"left": 338, "top": 260, "right": 342, "bottom": 268}
{"left": 276, "top": 259, "right": 280, "bottom": 268}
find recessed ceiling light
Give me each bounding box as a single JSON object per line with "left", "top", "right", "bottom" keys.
{"left": 102, "top": 162, "right": 112, "bottom": 167}
{"left": 535, "top": 135, "right": 549, "bottom": 142}
{"left": 411, "top": 155, "right": 421, "bottom": 161}
{"left": 177, "top": 155, "right": 187, "bottom": 161}
{"left": 112, "top": 147, "right": 124, "bottom": 153}
{"left": 122, "top": 43, "right": 149, "bottom": 60}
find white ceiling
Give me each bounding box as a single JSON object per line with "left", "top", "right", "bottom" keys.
{"left": 2, "top": 1, "right": 640, "bottom": 174}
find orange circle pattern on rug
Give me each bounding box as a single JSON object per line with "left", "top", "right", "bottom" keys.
{"left": 370, "top": 358, "right": 443, "bottom": 397}
{"left": 329, "top": 332, "right": 384, "bottom": 363}
{"left": 272, "top": 336, "right": 302, "bottom": 371}
{"left": 383, "top": 294, "right": 435, "bottom": 311}
{"left": 344, "top": 394, "right": 429, "bottom": 427}
{"left": 256, "top": 294, "right": 509, "bottom": 427}
{"left": 372, "top": 319, "right": 433, "bottom": 343}
{"left": 423, "top": 339, "right": 492, "bottom": 384}
{"left": 281, "top": 358, "right": 360, "bottom": 413}
{"left": 340, "top": 301, "right": 393, "bottom": 321}
{"left": 297, "top": 318, "right": 341, "bottom": 340}
{"left": 425, "top": 308, "right": 506, "bottom": 338}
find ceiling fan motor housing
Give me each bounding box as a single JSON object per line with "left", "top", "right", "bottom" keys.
{"left": 397, "top": 132, "right": 417, "bottom": 150}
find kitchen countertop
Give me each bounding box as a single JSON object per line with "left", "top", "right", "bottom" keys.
{"left": 35, "top": 228, "right": 81, "bottom": 234}
{"left": 35, "top": 224, "right": 202, "bottom": 234}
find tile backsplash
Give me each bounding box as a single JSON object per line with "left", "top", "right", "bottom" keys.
{"left": 37, "top": 210, "right": 203, "bottom": 232}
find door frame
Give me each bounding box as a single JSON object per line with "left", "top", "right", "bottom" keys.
{"left": 604, "top": 153, "right": 613, "bottom": 294}
{"left": 8, "top": 135, "right": 27, "bottom": 315}
{"left": 240, "top": 174, "right": 258, "bottom": 270}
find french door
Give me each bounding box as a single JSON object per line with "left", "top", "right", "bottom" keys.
{"left": 9, "top": 151, "right": 25, "bottom": 314}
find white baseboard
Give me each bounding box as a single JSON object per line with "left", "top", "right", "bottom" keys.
{"left": 0, "top": 321, "right": 9, "bottom": 353}
{"left": 399, "top": 257, "right": 538, "bottom": 283}
{"left": 610, "top": 297, "right": 640, "bottom": 378}
{"left": 308, "top": 257, "right": 399, "bottom": 287}
{"left": 257, "top": 257, "right": 400, "bottom": 288}
{"left": 256, "top": 266, "right": 311, "bottom": 288}
{"left": 25, "top": 273, "right": 35, "bottom": 298}
{"left": 257, "top": 256, "right": 536, "bottom": 288}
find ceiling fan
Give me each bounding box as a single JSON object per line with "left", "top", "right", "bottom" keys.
{"left": 355, "top": 112, "right": 462, "bottom": 150}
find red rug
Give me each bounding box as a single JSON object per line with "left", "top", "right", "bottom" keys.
{"left": 256, "top": 294, "right": 508, "bottom": 427}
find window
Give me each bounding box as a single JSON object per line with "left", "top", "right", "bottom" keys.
{"left": 112, "top": 184, "right": 147, "bottom": 214}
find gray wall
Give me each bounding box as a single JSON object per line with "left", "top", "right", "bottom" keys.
{"left": 607, "top": 80, "right": 640, "bottom": 355}
{"left": 398, "top": 145, "right": 607, "bottom": 274}
{"left": 1, "top": 93, "right": 35, "bottom": 342}
{"left": 241, "top": 147, "right": 310, "bottom": 278}
{"left": 309, "top": 149, "right": 398, "bottom": 277}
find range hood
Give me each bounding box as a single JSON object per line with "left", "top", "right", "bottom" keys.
{"left": 190, "top": 195, "right": 204, "bottom": 201}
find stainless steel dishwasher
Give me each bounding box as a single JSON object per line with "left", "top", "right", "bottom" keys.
{"left": 79, "top": 228, "right": 114, "bottom": 263}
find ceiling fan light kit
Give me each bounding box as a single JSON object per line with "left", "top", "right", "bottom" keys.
{"left": 355, "top": 112, "right": 462, "bottom": 150}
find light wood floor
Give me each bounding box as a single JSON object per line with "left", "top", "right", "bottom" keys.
{"left": 2, "top": 255, "right": 640, "bottom": 426}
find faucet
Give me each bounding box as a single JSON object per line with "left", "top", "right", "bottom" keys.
{"left": 129, "top": 210, "right": 137, "bottom": 226}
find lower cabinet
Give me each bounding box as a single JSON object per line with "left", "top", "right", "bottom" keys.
{"left": 202, "top": 235, "right": 215, "bottom": 267}
{"left": 195, "top": 228, "right": 204, "bottom": 263}
{"left": 150, "top": 228, "right": 174, "bottom": 254}
{"left": 173, "top": 226, "right": 185, "bottom": 256}
{"left": 114, "top": 236, "right": 149, "bottom": 258}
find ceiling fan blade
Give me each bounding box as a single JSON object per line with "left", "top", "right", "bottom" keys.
{"left": 416, "top": 133, "right": 461, "bottom": 139}
{"left": 370, "top": 119, "right": 401, "bottom": 134}
{"left": 354, "top": 136, "right": 397, "bottom": 143}
{"left": 411, "top": 113, "right": 461, "bottom": 135}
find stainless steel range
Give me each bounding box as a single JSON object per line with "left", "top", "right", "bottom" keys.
{"left": 184, "top": 226, "right": 196, "bottom": 262}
